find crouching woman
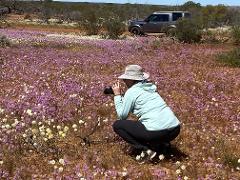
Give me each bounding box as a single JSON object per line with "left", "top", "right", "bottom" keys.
{"left": 112, "top": 65, "right": 181, "bottom": 164}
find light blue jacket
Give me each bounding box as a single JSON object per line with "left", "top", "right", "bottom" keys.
{"left": 114, "top": 82, "right": 180, "bottom": 131}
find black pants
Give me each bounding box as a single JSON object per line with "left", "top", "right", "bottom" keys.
{"left": 113, "top": 120, "right": 180, "bottom": 152}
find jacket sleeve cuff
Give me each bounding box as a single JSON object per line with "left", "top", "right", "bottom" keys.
{"left": 114, "top": 95, "right": 122, "bottom": 102}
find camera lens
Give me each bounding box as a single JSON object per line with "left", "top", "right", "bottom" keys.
{"left": 104, "top": 86, "right": 114, "bottom": 95}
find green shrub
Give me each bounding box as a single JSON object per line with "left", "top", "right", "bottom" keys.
{"left": 102, "top": 16, "right": 126, "bottom": 39}
{"left": 0, "top": 35, "right": 11, "bottom": 47}
{"left": 217, "top": 48, "right": 240, "bottom": 67}
{"left": 215, "top": 138, "right": 240, "bottom": 169}
{"left": 174, "top": 18, "right": 202, "bottom": 43}
{"left": 78, "top": 10, "right": 103, "bottom": 35}
{"left": 79, "top": 19, "right": 102, "bottom": 35}
{"left": 231, "top": 25, "right": 240, "bottom": 45}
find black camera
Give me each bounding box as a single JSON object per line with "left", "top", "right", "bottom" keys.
{"left": 104, "top": 86, "right": 114, "bottom": 95}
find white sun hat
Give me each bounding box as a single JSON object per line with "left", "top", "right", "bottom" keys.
{"left": 118, "top": 65, "right": 150, "bottom": 81}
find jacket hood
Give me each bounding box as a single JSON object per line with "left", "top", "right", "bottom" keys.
{"left": 134, "top": 82, "right": 157, "bottom": 92}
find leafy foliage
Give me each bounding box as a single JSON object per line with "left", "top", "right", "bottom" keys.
{"left": 174, "top": 18, "right": 202, "bottom": 43}
{"left": 102, "top": 16, "right": 126, "bottom": 39}
{"left": 217, "top": 48, "right": 240, "bottom": 67}
{"left": 231, "top": 25, "right": 240, "bottom": 45}
{"left": 78, "top": 9, "right": 103, "bottom": 35}
{"left": 0, "top": 34, "right": 10, "bottom": 47}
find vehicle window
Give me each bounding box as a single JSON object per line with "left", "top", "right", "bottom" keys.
{"left": 147, "top": 15, "right": 158, "bottom": 22}
{"left": 149, "top": 14, "right": 169, "bottom": 22}
{"left": 172, "top": 13, "right": 182, "bottom": 21}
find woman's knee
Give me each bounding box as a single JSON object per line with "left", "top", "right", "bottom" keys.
{"left": 112, "top": 120, "right": 124, "bottom": 131}
{"left": 168, "top": 125, "right": 181, "bottom": 141}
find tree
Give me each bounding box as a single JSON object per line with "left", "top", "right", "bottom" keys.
{"left": 202, "top": 5, "right": 228, "bottom": 28}
{"left": 41, "top": 0, "right": 53, "bottom": 23}
{"left": 181, "top": 1, "right": 201, "bottom": 11}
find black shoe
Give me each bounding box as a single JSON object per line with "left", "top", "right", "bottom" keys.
{"left": 152, "top": 142, "right": 171, "bottom": 154}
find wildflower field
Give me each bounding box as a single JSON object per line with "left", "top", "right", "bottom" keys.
{"left": 0, "top": 28, "right": 240, "bottom": 179}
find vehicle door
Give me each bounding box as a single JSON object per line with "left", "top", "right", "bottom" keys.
{"left": 143, "top": 14, "right": 170, "bottom": 33}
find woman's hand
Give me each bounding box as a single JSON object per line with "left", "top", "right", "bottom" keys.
{"left": 112, "top": 81, "right": 121, "bottom": 96}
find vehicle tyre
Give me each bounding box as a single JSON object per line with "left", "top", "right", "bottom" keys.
{"left": 130, "top": 27, "right": 141, "bottom": 35}
{"left": 166, "top": 27, "right": 176, "bottom": 36}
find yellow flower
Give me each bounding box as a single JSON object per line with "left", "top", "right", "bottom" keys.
{"left": 49, "top": 160, "right": 56, "bottom": 165}
{"left": 176, "top": 169, "right": 181, "bottom": 174}
{"left": 5, "top": 124, "right": 11, "bottom": 129}
{"left": 181, "top": 165, "right": 186, "bottom": 170}
{"left": 122, "top": 171, "right": 127, "bottom": 176}
{"left": 0, "top": 108, "right": 4, "bottom": 113}
{"left": 48, "top": 134, "right": 54, "bottom": 139}
{"left": 79, "top": 120, "right": 84, "bottom": 124}
{"left": 175, "top": 161, "right": 181, "bottom": 166}
{"left": 46, "top": 128, "right": 52, "bottom": 133}
{"left": 11, "top": 123, "right": 17, "bottom": 128}
{"left": 72, "top": 124, "right": 77, "bottom": 129}
{"left": 63, "top": 126, "right": 69, "bottom": 132}
{"left": 26, "top": 109, "right": 33, "bottom": 116}
{"left": 58, "top": 166, "right": 64, "bottom": 172}
{"left": 59, "top": 158, "right": 65, "bottom": 165}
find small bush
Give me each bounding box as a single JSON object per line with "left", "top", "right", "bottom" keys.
{"left": 151, "top": 39, "right": 162, "bottom": 49}
{"left": 217, "top": 48, "right": 240, "bottom": 67}
{"left": 231, "top": 25, "right": 240, "bottom": 45}
{"left": 215, "top": 139, "right": 240, "bottom": 169}
{"left": 78, "top": 11, "right": 103, "bottom": 35}
{"left": 174, "top": 18, "right": 202, "bottom": 43}
{"left": 0, "top": 35, "right": 11, "bottom": 47}
{"left": 80, "top": 19, "right": 102, "bottom": 35}
{"left": 102, "top": 16, "right": 126, "bottom": 39}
